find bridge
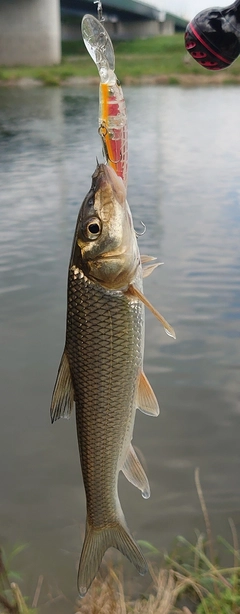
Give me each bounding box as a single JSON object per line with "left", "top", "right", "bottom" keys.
{"left": 0, "top": 0, "right": 187, "bottom": 66}
{"left": 62, "top": 0, "right": 162, "bottom": 43}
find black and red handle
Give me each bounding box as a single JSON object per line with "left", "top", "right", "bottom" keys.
{"left": 185, "top": 0, "right": 240, "bottom": 70}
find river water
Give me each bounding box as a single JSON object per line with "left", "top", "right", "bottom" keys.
{"left": 0, "top": 85, "right": 240, "bottom": 608}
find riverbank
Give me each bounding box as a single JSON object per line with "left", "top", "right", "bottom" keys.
{"left": 2, "top": 73, "right": 240, "bottom": 87}
{"left": 2, "top": 472, "right": 240, "bottom": 613}
{"left": 1, "top": 34, "right": 240, "bottom": 86}
{"left": 2, "top": 523, "right": 240, "bottom": 614}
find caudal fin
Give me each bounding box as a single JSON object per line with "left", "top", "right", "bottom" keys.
{"left": 78, "top": 520, "right": 148, "bottom": 597}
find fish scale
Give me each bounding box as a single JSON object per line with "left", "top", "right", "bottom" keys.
{"left": 66, "top": 268, "right": 144, "bottom": 527}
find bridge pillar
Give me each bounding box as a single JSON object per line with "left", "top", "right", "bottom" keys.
{"left": 0, "top": 0, "right": 61, "bottom": 66}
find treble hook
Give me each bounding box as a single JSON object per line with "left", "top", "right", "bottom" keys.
{"left": 94, "top": 1, "right": 104, "bottom": 22}
{"left": 98, "top": 124, "right": 122, "bottom": 165}
{"left": 135, "top": 221, "right": 147, "bottom": 237}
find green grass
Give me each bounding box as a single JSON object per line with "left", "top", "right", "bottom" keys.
{"left": 165, "top": 533, "right": 240, "bottom": 613}
{"left": 1, "top": 34, "right": 240, "bottom": 85}
{"left": 0, "top": 545, "right": 37, "bottom": 614}
{"left": 1, "top": 471, "right": 240, "bottom": 613}
{"left": 0, "top": 57, "right": 99, "bottom": 85}
{"left": 62, "top": 34, "right": 186, "bottom": 57}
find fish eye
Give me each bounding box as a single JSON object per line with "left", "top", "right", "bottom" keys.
{"left": 85, "top": 218, "right": 102, "bottom": 240}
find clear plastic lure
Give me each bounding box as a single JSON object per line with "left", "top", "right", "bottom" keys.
{"left": 81, "top": 13, "right": 128, "bottom": 188}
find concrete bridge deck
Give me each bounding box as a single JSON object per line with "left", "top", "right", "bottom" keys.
{"left": 0, "top": 0, "right": 187, "bottom": 66}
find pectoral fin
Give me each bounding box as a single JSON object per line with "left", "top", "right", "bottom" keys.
{"left": 122, "top": 443, "right": 150, "bottom": 499}
{"left": 140, "top": 254, "right": 157, "bottom": 264}
{"left": 137, "top": 371, "right": 159, "bottom": 416}
{"left": 142, "top": 262, "right": 163, "bottom": 278}
{"left": 50, "top": 351, "right": 74, "bottom": 423}
{"left": 128, "top": 284, "right": 176, "bottom": 339}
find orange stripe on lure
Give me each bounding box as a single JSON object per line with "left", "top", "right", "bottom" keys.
{"left": 81, "top": 14, "right": 128, "bottom": 188}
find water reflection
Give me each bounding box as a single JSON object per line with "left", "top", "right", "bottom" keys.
{"left": 0, "top": 86, "right": 239, "bottom": 598}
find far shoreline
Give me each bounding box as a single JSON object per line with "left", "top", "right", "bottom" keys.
{"left": 1, "top": 73, "right": 240, "bottom": 87}
{"left": 1, "top": 35, "right": 240, "bottom": 87}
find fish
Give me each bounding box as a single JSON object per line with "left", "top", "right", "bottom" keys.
{"left": 50, "top": 162, "right": 175, "bottom": 597}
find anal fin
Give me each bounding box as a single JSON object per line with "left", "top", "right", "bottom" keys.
{"left": 122, "top": 443, "right": 150, "bottom": 499}
{"left": 50, "top": 350, "right": 74, "bottom": 423}
{"left": 137, "top": 371, "right": 159, "bottom": 416}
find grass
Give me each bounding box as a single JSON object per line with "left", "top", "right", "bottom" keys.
{"left": 1, "top": 470, "right": 240, "bottom": 613}
{"left": 0, "top": 545, "right": 37, "bottom": 614}
{"left": 0, "top": 35, "right": 240, "bottom": 85}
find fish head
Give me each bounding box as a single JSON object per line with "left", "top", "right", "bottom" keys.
{"left": 71, "top": 163, "right": 140, "bottom": 289}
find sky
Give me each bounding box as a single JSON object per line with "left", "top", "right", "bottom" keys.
{"left": 143, "top": 0, "right": 212, "bottom": 20}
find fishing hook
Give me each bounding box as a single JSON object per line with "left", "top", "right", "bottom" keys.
{"left": 98, "top": 124, "right": 122, "bottom": 164}
{"left": 94, "top": 1, "right": 104, "bottom": 22}
{"left": 135, "top": 221, "right": 147, "bottom": 237}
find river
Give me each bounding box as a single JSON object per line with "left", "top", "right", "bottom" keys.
{"left": 0, "top": 85, "right": 240, "bottom": 609}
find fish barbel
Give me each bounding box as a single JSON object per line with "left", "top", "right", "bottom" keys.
{"left": 50, "top": 163, "right": 175, "bottom": 597}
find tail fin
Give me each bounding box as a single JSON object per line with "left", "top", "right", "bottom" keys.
{"left": 78, "top": 520, "right": 148, "bottom": 597}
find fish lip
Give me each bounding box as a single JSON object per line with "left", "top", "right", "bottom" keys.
{"left": 92, "top": 163, "right": 126, "bottom": 203}
{"left": 92, "top": 164, "right": 111, "bottom": 188}
{"left": 91, "top": 163, "right": 106, "bottom": 192}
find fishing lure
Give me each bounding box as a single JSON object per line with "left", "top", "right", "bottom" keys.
{"left": 81, "top": 10, "right": 128, "bottom": 187}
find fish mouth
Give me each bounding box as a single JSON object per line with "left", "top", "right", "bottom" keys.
{"left": 92, "top": 163, "right": 126, "bottom": 204}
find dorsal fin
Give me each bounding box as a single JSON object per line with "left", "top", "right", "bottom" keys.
{"left": 50, "top": 351, "right": 74, "bottom": 423}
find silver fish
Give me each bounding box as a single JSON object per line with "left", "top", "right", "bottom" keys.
{"left": 50, "top": 163, "right": 175, "bottom": 597}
